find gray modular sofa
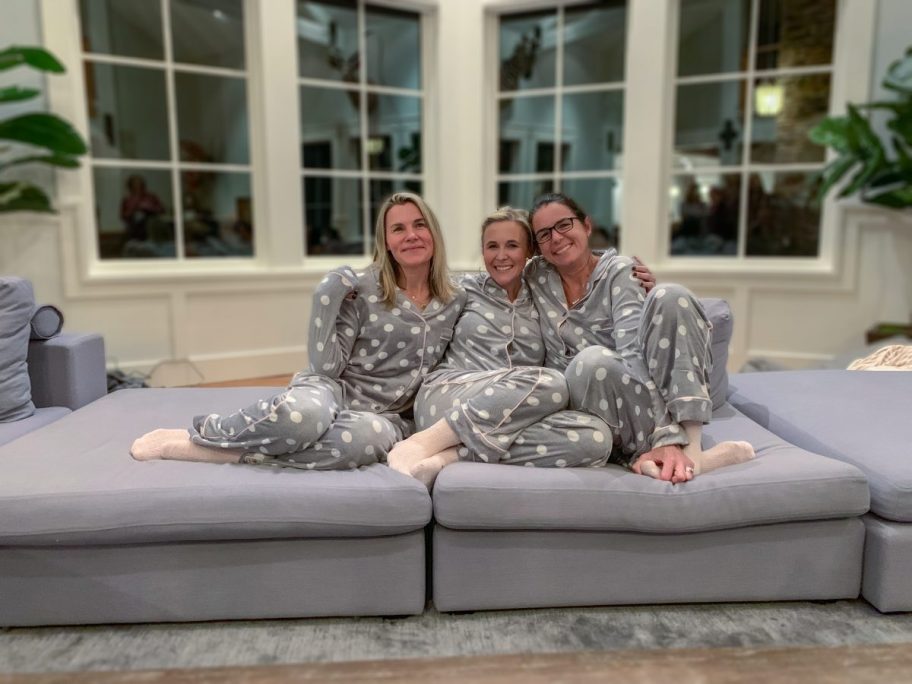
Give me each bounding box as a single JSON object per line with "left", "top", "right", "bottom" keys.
{"left": 729, "top": 370, "right": 912, "bottom": 613}
{"left": 0, "top": 275, "right": 903, "bottom": 625}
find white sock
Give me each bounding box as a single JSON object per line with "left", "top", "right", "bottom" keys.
{"left": 387, "top": 419, "right": 460, "bottom": 475}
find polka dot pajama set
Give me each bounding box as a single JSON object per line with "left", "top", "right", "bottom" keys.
{"left": 414, "top": 273, "right": 615, "bottom": 467}
{"left": 189, "top": 266, "right": 466, "bottom": 470}
{"left": 526, "top": 251, "right": 714, "bottom": 466}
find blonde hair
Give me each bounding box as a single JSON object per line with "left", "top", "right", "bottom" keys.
{"left": 372, "top": 192, "right": 455, "bottom": 308}
{"left": 481, "top": 206, "right": 535, "bottom": 255}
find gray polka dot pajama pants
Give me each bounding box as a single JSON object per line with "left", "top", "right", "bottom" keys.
{"left": 416, "top": 367, "right": 613, "bottom": 466}
{"left": 190, "top": 371, "right": 407, "bottom": 471}
{"left": 565, "top": 284, "right": 713, "bottom": 464}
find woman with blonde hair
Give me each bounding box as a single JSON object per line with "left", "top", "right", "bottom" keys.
{"left": 132, "top": 192, "right": 466, "bottom": 470}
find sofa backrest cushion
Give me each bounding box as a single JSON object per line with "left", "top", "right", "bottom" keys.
{"left": 701, "top": 297, "right": 732, "bottom": 410}
{"left": 0, "top": 277, "right": 37, "bottom": 422}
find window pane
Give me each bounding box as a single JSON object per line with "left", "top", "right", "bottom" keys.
{"left": 674, "top": 80, "right": 745, "bottom": 168}
{"left": 367, "top": 178, "right": 422, "bottom": 255}
{"left": 94, "top": 167, "right": 175, "bottom": 259}
{"left": 746, "top": 171, "right": 820, "bottom": 256}
{"left": 304, "top": 176, "right": 363, "bottom": 255}
{"left": 368, "top": 95, "right": 421, "bottom": 172}
{"left": 297, "top": 0, "right": 359, "bottom": 83}
{"left": 86, "top": 63, "right": 170, "bottom": 161}
{"left": 497, "top": 180, "right": 554, "bottom": 212}
{"left": 499, "top": 96, "right": 555, "bottom": 174}
{"left": 561, "top": 178, "right": 621, "bottom": 250}
{"left": 499, "top": 10, "right": 555, "bottom": 91}
{"left": 669, "top": 173, "right": 741, "bottom": 256}
{"left": 181, "top": 170, "right": 252, "bottom": 258}
{"left": 366, "top": 5, "right": 421, "bottom": 90}
{"left": 300, "top": 87, "right": 361, "bottom": 170}
{"left": 750, "top": 74, "right": 830, "bottom": 164}
{"left": 563, "top": 1, "right": 626, "bottom": 86}
{"left": 756, "top": 0, "right": 836, "bottom": 71}
{"left": 562, "top": 91, "right": 624, "bottom": 172}
{"left": 170, "top": 0, "right": 245, "bottom": 70}
{"left": 79, "top": 0, "right": 164, "bottom": 60}
{"left": 678, "top": 0, "right": 751, "bottom": 77}
{"left": 175, "top": 73, "right": 249, "bottom": 165}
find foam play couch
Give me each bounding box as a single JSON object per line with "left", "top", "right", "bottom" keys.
{"left": 0, "top": 275, "right": 897, "bottom": 626}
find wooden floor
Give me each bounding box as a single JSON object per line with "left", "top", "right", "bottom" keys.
{"left": 7, "top": 643, "right": 912, "bottom": 683}
{"left": 195, "top": 374, "right": 292, "bottom": 388}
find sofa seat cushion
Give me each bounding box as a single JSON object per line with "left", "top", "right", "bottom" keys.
{"left": 0, "top": 388, "right": 431, "bottom": 545}
{"left": 0, "top": 407, "right": 70, "bottom": 447}
{"left": 729, "top": 369, "right": 912, "bottom": 522}
{"left": 432, "top": 403, "right": 869, "bottom": 533}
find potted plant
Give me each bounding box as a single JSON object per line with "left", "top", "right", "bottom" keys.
{"left": 0, "top": 45, "right": 87, "bottom": 213}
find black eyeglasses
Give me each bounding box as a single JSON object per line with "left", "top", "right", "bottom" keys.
{"left": 534, "top": 216, "right": 578, "bottom": 244}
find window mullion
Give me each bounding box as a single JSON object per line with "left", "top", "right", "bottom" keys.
{"left": 162, "top": 0, "right": 185, "bottom": 260}
{"left": 246, "top": 0, "right": 304, "bottom": 266}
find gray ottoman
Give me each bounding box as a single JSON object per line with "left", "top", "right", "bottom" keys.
{"left": 431, "top": 403, "right": 869, "bottom": 611}
{"left": 729, "top": 369, "right": 912, "bottom": 612}
{"left": 0, "top": 388, "right": 431, "bottom": 626}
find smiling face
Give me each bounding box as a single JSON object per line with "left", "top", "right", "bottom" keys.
{"left": 531, "top": 201, "right": 592, "bottom": 271}
{"left": 384, "top": 201, "right": 435, "bottom": 270}
{"left": 482, "top": 220, "right": 533, "bottom": 294}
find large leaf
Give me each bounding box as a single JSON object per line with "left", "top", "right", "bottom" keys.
{"left": 0, "top": 85, "right": 39, "bottom": 103}
{"left": 0, "top": 181, "right": 54, "bottom": 213}
{"left": 809, "top": 116, "right": 853, "bottom": 154}
{"left": 865, "top": 186, "right": 912, "bottom": 208}
{"left": 0, "top": 153, "right": 81, "bottom": 172}
{"left": 815, "top": 155, "right": 857, "bottom": 201}
{"left": 0, "top": 113, "right": 87, "bottom": 155}
{"left": 0, "top": 46, "right": 65, "bottom": 74}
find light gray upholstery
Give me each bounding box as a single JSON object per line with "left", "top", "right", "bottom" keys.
{"left": 29, "top": 304, "right": 63, "bottom": 340}
{"left": 27, "top": 332, "right": 107, "bottom": 411}
{"left": 728, "top": 370, "right": 912, "bottom": 521}
{"left": 433, "top": 404, "right": 869, "bottom": 534}
{"left": 862, "top": 514, "right": 912, "bottom": 613}
{"left": 0, "top": 531, "right": 426, "bottom": 626}
{"left": 0, "top": 406, "right": 70, "bottom": 448}
{"left": 0, "top": 388, "right": 432, "bottom": 545}
{"left": 702, "top": 297, "right": 732, "bottom": 409}
{"left": 432, "top": 519, "right": 864, "bottom": 611}
{"left": 0, "top": 276, "right": 36, "bottom": 422}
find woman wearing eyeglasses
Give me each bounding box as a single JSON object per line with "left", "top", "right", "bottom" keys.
{"left": 527, "top": 192, "right": 754, "bottom": 484}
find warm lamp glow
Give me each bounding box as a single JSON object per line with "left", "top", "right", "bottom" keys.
{"left": 755, "top": 82, "right": 784, "bottom": 117}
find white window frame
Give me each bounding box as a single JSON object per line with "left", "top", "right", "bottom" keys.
{"left": 40, "top": 0, "right": 439, "bottom": 293}
{"left": 484, "top": 0, "right": 877, "bottom": 280}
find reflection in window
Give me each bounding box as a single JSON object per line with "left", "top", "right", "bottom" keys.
{"left": 497, "top": 3, "right": 627, "bottom": 244}
{"left": 671, "top": 0, "right": 836, "bottom": 257}
{"left": 297, "top": 1, "right": 425, "bottom": 257}
{"left": 80, "top": 0, "right": 253, "bottom": 261}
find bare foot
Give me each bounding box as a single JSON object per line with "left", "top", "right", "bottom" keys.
{"left": 131, "top": 429, "right": 242, "bottom": 464}
{"left": 638, "top": 440, "right": 755, "bottom": 481}
{"left": 410, "top": 447, "right": 460, "bottom": 490}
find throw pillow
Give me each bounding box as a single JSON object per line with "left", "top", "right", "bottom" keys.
{"left": 0, "top": 277, "right": 37, "bottom": 422}
{"left": 30, "top": 304, "right": 64, "bottom": 340}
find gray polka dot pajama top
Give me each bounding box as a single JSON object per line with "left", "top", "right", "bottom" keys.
{"left": 414, "top": 273, "right": 614, "bottom": 467}
{"left": 526, "top": 250, "right": 713, "bottom": 464}
{"left": 189, "top": 265, "right": 466, "bottom": 470}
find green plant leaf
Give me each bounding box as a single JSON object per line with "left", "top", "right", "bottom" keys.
{"left": 0, "top": 181, "right": 55, "bottom": 213}
{"left": 0, "top": 113, "right": 87, "bottom": 155}
{"left": 0, "top": 85, "right": 39, "bottom": 103}
{"left": 0, "top": 46, "right": 65, "bottom": 74}
{"left": 0, "top": 153, "right": 81, "bottom": 172}
{"left": 816, "top": 155, "right": 857, "bottom": 201}
{"left": 865, "top": 186, "right": 912, "bottom": 208}
{"left": 809, "top": 115, "right": 853, "bottom": 154}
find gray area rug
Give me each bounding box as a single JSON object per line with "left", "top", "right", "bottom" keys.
{"left": 3, "top": 600, "right": 912, "bottom": 673}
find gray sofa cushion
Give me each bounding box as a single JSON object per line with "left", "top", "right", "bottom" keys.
{"left": 0, "top": 277, "right": 36, "bottom": 422}
{"left": 0, "top": 388, "right": 432, "bottom": 545}
{"left": 728, "top": 369, "right": 912, "bottom": 522}
{"left": 29, "top": 304, "right": 63, "bottom": 340}
{"left": 0, "top": 406, "right": 70, "bottom": 447}
{"left": 703, "top": 297, "right": 731, "bottom": 409}
{"left": 432, "top": 403, "right": 869, "bottom": 534}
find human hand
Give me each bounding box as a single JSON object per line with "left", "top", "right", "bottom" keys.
{"left": 632, "top": 445, "right": 694, "bottom": 484}
{"left": 632, "top": 257, "right": 656, "bottom": 293}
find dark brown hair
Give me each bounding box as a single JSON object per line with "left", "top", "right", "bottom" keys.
{"left": 529, "top": 192, "right": 588, "bottom": 226}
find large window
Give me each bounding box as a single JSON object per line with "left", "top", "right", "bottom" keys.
{"left": 496, "top": 1, "right": 627, "bottom": 249}
{"left": 80, "top": 0, "right": 253, "bottom": 260}
{"left": 670, "top": 0, "right": 836, "bottom": 257}
{"left": 297, "top": 0, "right": 423, "bottom": 257}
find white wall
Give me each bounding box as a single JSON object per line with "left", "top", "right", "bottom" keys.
{"left": 1, "top": 0, "right": 910, "bottom": 386}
